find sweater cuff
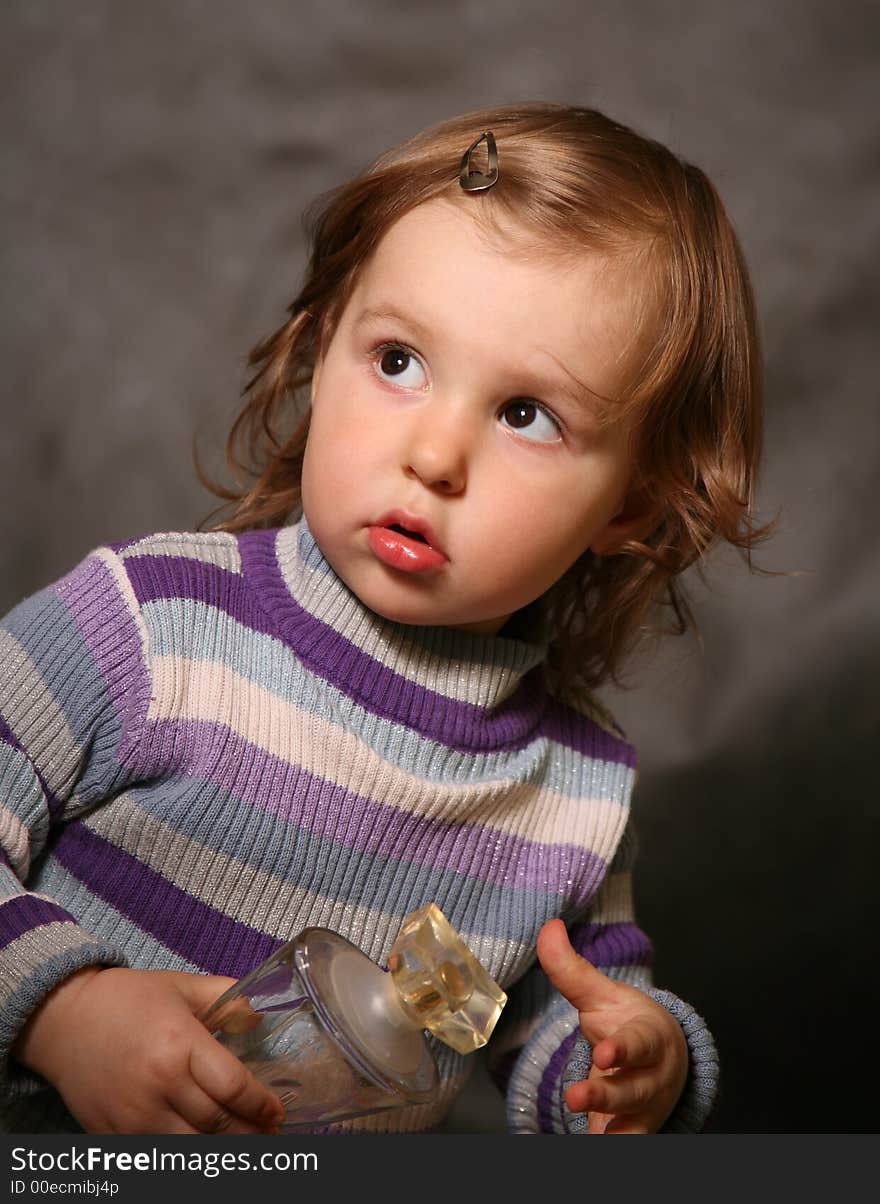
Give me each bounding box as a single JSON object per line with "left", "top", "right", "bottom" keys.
{"left": 506, "top": 989, "right": 719, "bottom": 1134}
{"left": 645, "top": 988, "right": 720, "bottom": 1132}
{"left": 561, "top": 988, "right": 720, "bottom": 1133}
{"left": 0, "top": 898, "right": 126, "bottom": 1104}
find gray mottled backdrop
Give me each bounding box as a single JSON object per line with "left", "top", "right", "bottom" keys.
{"left": 2, "top": 1, "right": 878, "bottom": 1133}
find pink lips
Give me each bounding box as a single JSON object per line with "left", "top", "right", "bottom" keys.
{"left": 367, "top": 512, "right": 448, "bottom": 574}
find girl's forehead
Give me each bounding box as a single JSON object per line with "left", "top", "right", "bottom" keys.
{"left": 349, "top": 198, "right": 656, "bottom": 389}
{"left": 369, "top": 196, "right": 569, "bottom": 270}
{"left": 361, "top": 197, "right": 652, "bottom": 316}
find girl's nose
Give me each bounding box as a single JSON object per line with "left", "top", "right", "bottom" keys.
{"left": 402, "top": 409, "right": 470, "bottom": 494}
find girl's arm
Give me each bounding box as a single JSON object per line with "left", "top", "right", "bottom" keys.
{"left": 0, "top": 548, "right": 145, "bottom": 1102}
{"left": 0, "top": 548, "right": 283, "bottom": 1132}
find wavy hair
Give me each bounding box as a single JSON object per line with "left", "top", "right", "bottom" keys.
{"left": 197, "top": 102, "right": 773, "bottom": 695}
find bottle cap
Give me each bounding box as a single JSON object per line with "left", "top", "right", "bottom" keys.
{"left": 387, "top": 903, "right": 507, "bottom": 1054}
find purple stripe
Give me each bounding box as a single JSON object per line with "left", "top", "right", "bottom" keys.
{"left": 538, "top": 1026, "right": 580, "bottom": 1133}
{"left": 124, "top": 554, "right": 277, "bottom": 640}
{"left": 542, "top": 699, "right": 637, "bottom": 769}
{"left": 0, "top": 714, "right": 24, "bottom": 756}
{"left": 57, "top": 554, "right": 152, "bottom": 755}
{"left": 0, "top": 713, "right": 64, "bottom": 819}
{"left": 145, "top": 717, "right": 608, "bottom": 899}
{"left": 570, "top": 921, "right": 654, "bottom": 969}
{"left": 239, "top": 529, "right": 636, "bottom": 764}
{"left": 54, "top": 822, "right": 280, "bottom": 977}
{"left": 0, "top": 895, "right": 77, "bottom": 950}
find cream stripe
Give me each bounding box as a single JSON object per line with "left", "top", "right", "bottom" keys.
{"left": 119, "top": 531, "right": 242, "bottom": 573}
{"left": 0, "top": 803, "right": 33, "bottom": 879}
{"left": 148, "top": 655, "right": 629, "bottom": 845}
{"left": 0, "top": 919, "right": 90, "bottom": 991}
{"left": 588, "top": 870, "right": 636, "bottom": 925}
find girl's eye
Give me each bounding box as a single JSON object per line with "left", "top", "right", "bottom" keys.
{"left": 374, "top": 345, "right": 427, "bottom": 389}
{"left": 500, "top": 400, "right": 561, "bottom": 443}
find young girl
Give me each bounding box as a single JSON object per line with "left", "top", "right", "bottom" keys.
{"left": 0, "top": 102, "right": 766, "bottom": 1135}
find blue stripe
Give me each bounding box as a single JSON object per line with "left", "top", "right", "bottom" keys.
{"left": 2, "top": 587, "right": 124, "bottom": 761}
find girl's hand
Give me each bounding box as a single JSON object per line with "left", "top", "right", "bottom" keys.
{"left": 537, "top": 919, "right": 689, "bottom": 1134}
{"left": 13, "top": 966, "right": 285, "bottom": 1135}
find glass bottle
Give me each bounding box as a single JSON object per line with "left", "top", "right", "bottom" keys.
{"left": 201, "top": 903, "right": 507, "bottom": 1131}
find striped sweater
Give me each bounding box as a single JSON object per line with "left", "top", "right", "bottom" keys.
{"left": 0, "top": 518, "right": 718, "bottom": 1133}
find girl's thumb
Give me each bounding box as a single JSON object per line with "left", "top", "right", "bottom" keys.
{"left": 175, "top": 972, "right": 241, "bottom": 1014}
{"left": 536, "top": 919, "right": 617, "bottom": 1013}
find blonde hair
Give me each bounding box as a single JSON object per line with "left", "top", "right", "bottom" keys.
{"left": 198, "top": 102, "right": 773, "bottom": 694}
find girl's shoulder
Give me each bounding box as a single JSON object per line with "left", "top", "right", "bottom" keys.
{"left": 73, "top": 531, "right": 254, "bottom": 625}
{"left": 97, "top": 528, "right": 290, "bottom": 636}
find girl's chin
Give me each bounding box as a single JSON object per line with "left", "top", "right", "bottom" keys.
{"left": 358, "top": 588, "right": 503, "bottom": 633}
{"left": 371, "top": 606, "right": 508, "bottom": 636}
{"left": 329, "top": 553, "right": 512, "bottom": 633}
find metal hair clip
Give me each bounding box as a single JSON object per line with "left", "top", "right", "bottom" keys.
{"left": 459, "top": 131, "right": 499, "bottom": 192}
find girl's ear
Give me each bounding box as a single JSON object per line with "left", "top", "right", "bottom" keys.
{"left": 590, "top": 486, "right": 660, "bottom": 556}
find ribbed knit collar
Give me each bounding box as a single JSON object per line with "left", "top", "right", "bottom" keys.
{"left": 238, "top": 517, "right": 551, "bottom": 751}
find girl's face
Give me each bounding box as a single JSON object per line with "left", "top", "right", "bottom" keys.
{"left": 301, "top": 197, "right": 654, "bottom": 635}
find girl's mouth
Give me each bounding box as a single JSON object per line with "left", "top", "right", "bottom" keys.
{"left": 389, "top": 523, "right": 428, "bottom": 543}
{"left": 367, "top": 518, "right": 448, "bottom": 574}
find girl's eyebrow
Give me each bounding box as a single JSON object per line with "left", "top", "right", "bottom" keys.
{"left": 353, "top": 305, "right": 432, "bottom": 341}
{"left": 541, "top": 349, "right": 604, "bottom": 412}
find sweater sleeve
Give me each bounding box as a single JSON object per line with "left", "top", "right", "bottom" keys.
{"left": 494, "top": 820, "right": 720, "bottom": 1134}
{"left": 0, "top": 547, "right": 152, "bottom": 1102}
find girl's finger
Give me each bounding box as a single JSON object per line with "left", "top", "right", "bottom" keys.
{"left": 586, "top": 1109, "right": 613, "bottom": 1134}
{"left": 599, "top": 1114, "right": 652, "bottom": 1135}
{"left": 566, "top": 1066, "right": 654, "bottom": 1118}
{"left": 536, "top": 920, "right": 620, "bottom": 1013}
{"left": 165, "top": 1080, "right": 271, "bottom": 1135}
{"left": 149, "top": 1107, "right": 204, "bottom": 1136}
{"left": 102, "top": 1099, "right": 203, "bottom": 1136}
{"left": 188, "top": 1033, "right": 283, "bottom": 1130}
{"left": 593, "top": 1020, "right": 662, "bottom": 1071}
